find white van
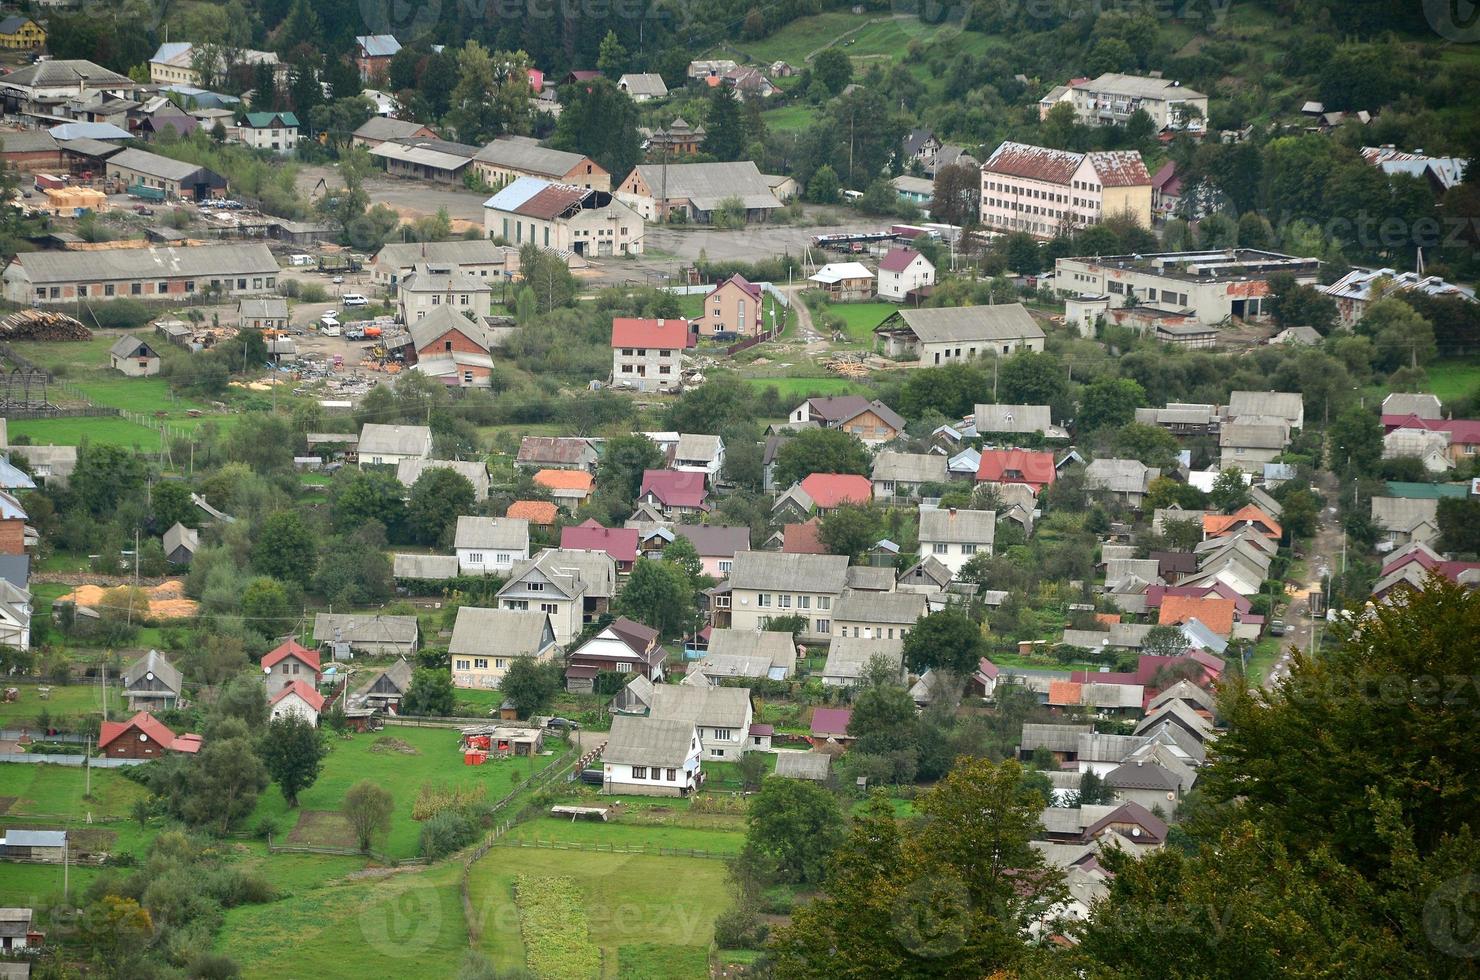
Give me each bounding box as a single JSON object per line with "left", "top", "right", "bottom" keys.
{"left": 342, "top": 293, "right": 368, "bottom": 307}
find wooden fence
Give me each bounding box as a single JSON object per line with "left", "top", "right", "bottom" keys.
{"left": 489, "top": 837, "right": 729, "bottom": 861}
{"left": 264, "top": 834, "right": 424, "bottom": 867}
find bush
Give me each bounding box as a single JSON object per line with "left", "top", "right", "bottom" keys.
{"left": 713, "top": 905, "right": 769, "bottom": 948}
{"left": 418, "top": 809, "right": 478, "bottom": 859}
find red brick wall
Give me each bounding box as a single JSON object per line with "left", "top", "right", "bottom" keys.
{"left": 0, "top": 519, "right": 23, "bottom": 555}
{"left": 418, "top": 327, "right": 485, "bottom": 359}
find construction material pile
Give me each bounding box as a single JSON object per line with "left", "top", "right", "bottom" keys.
{"left": 59, "top": 580, "right": 200, "bottom": 621}
{"left": 0, "top": 309, "right": 92, "bottom": 341}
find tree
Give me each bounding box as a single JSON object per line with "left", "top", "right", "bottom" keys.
{"left": 595, "top": 434, "right": 664, "bottom": 505}
{"left": 665, "top": 376, "right": 756, "bottom": 434}
{"left": 343, "top": 780, "right": 394, "bottom": 853}
{"left": 615, "top": 559, "right": 696, "bottom": 637}
{"left": 408, "top": 468, "right": 477, "bottom": 546}
{"left": 446, "top": 43, "right": 531, "bottom": 144}
{"left": 518, "top": 242, "right": 578, "bottom": 313}
{"left": 259, "top": 714, "right": 327, "bottom": 807}
{"left": 1358, "top": 296, "right": 1437, "bottom": 372}
{"left": 772, "top": 427, "right": 870, "bottom": 487}
{"left": 929, "top": 162, "right": 980, "bottom": 226}
{"left": 847, "top": 679, "right": 918, "bottom": 757}
{"left": 704, "top": 86, "right": 745, "bottom": 161}
{"left": 1141, "top": 624, "right": 1189, "bottom": 657}
{"left": 1145, "top": 476, "right": 1208, "bottom": 511}
{"left": 1437, "top": 497, "right": 1480, "bottom": 555}
{"left": 330, "top": 468, "right": 406, "bottom": 537}
{"left": 744, "top": 778, "right": 844, "bottom": 886}
{"left": 240, "top": 577, "right": 295, "bottom": 639}
{"left": 252, "top": 510, "right": 316, "bottom": 586}
{"left": 1328, "top": 405, "right": 1383, "bottom": 475}
{"left": 997, "top": 351, "right": 1068, "bottom": 411}
{"left": 151, "top": 479, "right": 197, "bottom": 531}
{"left": 1077, "top": 377, "right": 1146, "bottom": 432}
{"left": 499, "top": 658, "right": 562, "bottom": 718}
{"left": 806, "top": 163, "right": 839, "bottom": 204}
{"left": 551, "top": 77, "right": 640, "bottom": 178}
{"left": 596, "top": 30, "right": 627, "bottom": 79}
{"left": 902, "top": 608, "right": 982, "bottom": 675}
{"left": 1210, "top": 468, "right": 1250, "bottom": 511}
{"left": 72, "top": 443, "right": 146, "bottom": 516}
{"left": 817, "top": 504, "right": 883, "bottom": 561}
{"left": 402, "top": 667, "right": 455, "bottom": 716}
{"left": 182, "top": 729, "right": 270, "bottom": 834}
{"left": 1267, "top": 271, "right": 1338, "bottom": 335}
{"left": 661, "top": 535, "right": 704, "bottom": 583}
{"left": 1112, "top": 421, "right": 1181, "bottom": 469}
{"left": 811, "top": 48, "right": 852, "bottom": 95}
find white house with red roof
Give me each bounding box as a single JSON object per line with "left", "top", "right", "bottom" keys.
{"left": 977, "top": 449, "right": 1057, "bottom": 493}
{"left": 270, "top": 679, "right": 326, "bottom": 725}
{"left": 877, "top": 246, "right": 935, "bottom": 302}
{"left": 980, "top": 141, "right": 1152, "bottom": 238}
{"left": 611, "top": 317, "right": 694, "bottom": 393}
{"left": 97, "top": 710, "right": 202, "bottom": 759}
{"left": 637, "top": 469, "right": 709, "bottom": 516}
{"left": 262, "top": 639, "right": 322, "bottom": 698}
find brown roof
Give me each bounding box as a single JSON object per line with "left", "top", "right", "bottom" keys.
{"left": 782, "top": 520, "right": 825, "bottom": 554}
{"left": 983, "top": 141, "right": 1150, "bottom": 188}
{"left": 514, "top": 183, "right": 590, "bottom": 220}
{"left": 1088, "top": 151, "right": 1152, "bottom": 187}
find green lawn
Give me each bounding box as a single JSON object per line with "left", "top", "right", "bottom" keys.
{"left": 817, "top": 301, "right": 896, "bottom": 344}
{"left": 500, "top": 816, "right": 745, "bottom": 855}
{"left": 742, "top": 376, "right": 865, "bottom": 399}
{"left": 220, "top": 859, "right": 470, "bottom": 980}
{"left": 0, "top": 681, "right": 124, "bottom": 729}
{"left": 247, "top": 727, "right": 555, "bottom": 860}
{"left": 0, "top": 860, "right": 103, "bottom": 911}
{"left": 468, "top": 848, "right": 732, "bottom": 976}
{"left": 761, "top": 103, "right": 818, "bottom": 133}
{"left": 1422, "top": 357, "right": 1480, "bottom": 403}
{"left": 7, "top": 415, "right": 165, "bottom": 447}
{"left": 0, "top": 762, "right": 150, "bottom": 824}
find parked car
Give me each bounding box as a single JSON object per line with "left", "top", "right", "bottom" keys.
{"left": 342, "top": 293, "right": 368, "bottom": 307}
{"left": 1269, "top": 620, "right": 1287, "bottom": 636}
{"left": 331, "top": 275, "right": 344, "bottom": 284}
{"left": 545, "top": 717, "right": 581, "bottom": 731}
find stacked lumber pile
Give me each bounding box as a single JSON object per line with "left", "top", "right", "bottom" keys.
{"left": 0, "top": 309, "right": 92, "bottom": 341}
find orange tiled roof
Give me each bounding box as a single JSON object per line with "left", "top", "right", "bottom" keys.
{"left": 1202, "top": 504, "right": 1281, "bottom": 539}
{"left": 1158, "top": 595, "right": 1237, "bottom": 636}
{"left": 1048, "top": 680, "right": 1083, "bottom": 706}
{"left": 507, "top": 500, "right": 558, "bottom": 525}
{"left": 534, "top": 469, "right": 594, "bottom": 491}
{"left": 1094, "top": 613, "right": 1122, "bottom": 626}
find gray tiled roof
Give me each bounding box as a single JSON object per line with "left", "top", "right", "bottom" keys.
{"left": 872, "top": 451, "right": 947, "bottom": 485}
{"left": 887, "top": 304, "right": 1044, "bottom": 344}
{"left": 107, "top": 147, "right": 207, "bottom": 181}
{"left": 474, "top": 137, "right": 592, "bottom": 177}
{"left": 821, "top": 636, "right": 903, "bottom": 680}
{"left": 603, "top": 715, "right": 696, "bottom": 767}
{"left": 774, "top": 751, "right": 831, "bottom": 780}
{"left": 832, "top": 589, "right": 927, "bottom": 625}
{"left": 919, "top": 507, "right": 996, "bottom": 547}
{"left": 354, "top": 117, "right": 434, "bottom": 142}
{"left": 449, "top": 607, "right": 554, "bottom": 656}
{"left": 359, "top": 423, "right": 432, "bottom": 457}
{"left": 729, "top": 551, "right": 848, "bottom": 593}
{"left": 393, "top": 553, "right": 460, "bottom": 579}
{"left": 12, "top": 243, "right": 276, "bottom": 285}
{"left": 648, "top": 683, "right": 751, "bottom": 730}
{"left": 123, "top": 649, "right": 181, "bottom": 694}
{"left": 454, "top": 516, "right": 528, "bottom": 551}
{"left": 313, "top": 613, "right": 419, "bottom": 646}
{"left": 628, "top": 161, "right": 782, "bottom": 211}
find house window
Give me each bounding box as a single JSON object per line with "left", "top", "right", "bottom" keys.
{"left": 474, "top": 658, "right": 489, "bottom": 669}
{"left": 650, "top": 767, "right": 663, "bottom": 779}
{"left": 468, "top": 552, "right": 483, "bottom": 565}
{"left": 633, "top": 766, "right": 647, "bottom": 779}
{"left": 798, "top": 595, "right": 810, "bottom": 609}
{"left": 932, "top": 543, "right": 948, "bottom": 554}
{"left": 455, "top": 659, "right": 471, "bottom": 670}
{"left": 713, "top": 728, "right": 732, "bottom": 741}
{"left": 540, "top": 603, "right": 558, "bottom": 615}
{"left": 666, "top": 768, "right": 676, "bottom": 780}
{"left": 818, "top": 596, "right": 831, "bottom": 610}
{"left": 962, "top": 544, "right": 978, "bottom": 554}
{"left": 777, "top": 595, "right": 791, "bottom": 609}
{"left": 528, "top": 582, "right": 545, "bottom": 592}
{"left": 757, "top": 593, "right": 771, "bottom": 607}
{"left": 718, "top": 560, "right": 732, "bottom": 573}
{"left": 712, "top": 749, "right": 724, "bottom": 758}
{"left": 495, "top": 658, "right": 508, "bottom": 669}
{"left": 616, "top": 662, "right": 632, "bottom": 672}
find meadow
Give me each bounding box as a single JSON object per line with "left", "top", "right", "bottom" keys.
{"left": 246, "top": 726, "right": 559, "bottom": 859}
{"left": 0, "top": 679, "right": 123, "bottom": 729}
{"left": 1422, "top": 357, "right": 1480, "bottom": 403}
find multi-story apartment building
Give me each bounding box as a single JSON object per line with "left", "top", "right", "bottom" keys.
{"left": 980, "top": 142, "right": 1152, "bottom": 238}
{"left": 1067, "top": 73, "right": 1208, "bottom": 132}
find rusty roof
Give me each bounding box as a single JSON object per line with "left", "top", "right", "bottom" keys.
{"left": 512, "top": 182, "right": 590, "bottom": 220}
{"left": 984, "top": 141, "right": 1150, "bottom": 187}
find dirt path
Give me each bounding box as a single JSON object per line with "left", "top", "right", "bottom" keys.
{"left": 1267, "top": 471, "right": 1343, "bottom": 688}
{"left": 782, "top": 285, "right": 824, "bottom": 349}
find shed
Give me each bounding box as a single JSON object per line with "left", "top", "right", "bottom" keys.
{"left": 108, "top": 334, "right": 161, "bottom": 376}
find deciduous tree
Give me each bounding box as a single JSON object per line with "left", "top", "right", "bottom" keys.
{"left": 259, "top": 714, "right": 327, "bottom": 807}
{"left": 343, "top": 780, "right": 394, "bottom": 853}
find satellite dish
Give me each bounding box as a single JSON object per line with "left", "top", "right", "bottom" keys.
{"left": 138, "top": 733, "right": 148, "bottom": 741}
{"left": 145, "top": 671, "right": 154, "bottom": 681}
{"left": 263, "top": 666, "right": 272, "bottom": 675}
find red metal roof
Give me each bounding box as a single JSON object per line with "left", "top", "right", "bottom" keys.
{"left": 639, "top": 469, "right": 708, "bottom": 508}
{"left": 799, "top": 473, "right": 872, "bottom": 509}
{"left": 610, "top": 317, "right": 693, "bottom": 350}
{"left": 782, "top": 520, "right": 825, "bottom": 554}
{"left": 270, "top": 679, "right": 325, "bottom": 713}
{"left": 1088, "top": 151, "right": 1152, "bottom": 187}
{"left": 513, "top": 182, "right": 589, "bottom": 220}
{"left": 98, "top": 710, "right": 178, "bottom": 751}
{"left": 976, "top": 449, "right": 1056, "bottom": 489}
{"left": 709, "top": 273, "right": 761, "bottom": 301}
{"left": 262, "top": 639, "right": 321, "bottom": 673}
{"left": 878, "top": 246, "right": 921, "bottom": 273}
{"left": 1381, "top": 414, "right": 1480, "bottom": 444}
{"left": 561, "top": 519, "right": 639, "bottom": 564}
{"left": 810, "top": 707, "right": 852, "bottom": 736}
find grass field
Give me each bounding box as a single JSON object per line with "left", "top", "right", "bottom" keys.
{"left": 468, "top": 848, "right": 732, "bottom": 977}
{"left": 247, "top": 727, "right": 556, "bottom": 859}
{"left": 0, "top": 681, "right": 123, "bottom": 728}
{"left": 500, "top": 816, "right": 745, "bottom": 855}
{"left": 815, "top": 301, "right": 896, "bottom": 344}
{"left": 0, "top": 860, "right": 104, "bottom": 911}
{"left": 220, "top": 860, "right": 470, "bottom": 980}
{"left": 0, "top": 762, "right": 148, "bottom": 822}
{"left": 7, "top": 415, "right": 166, "bottom": 447}
{"left": 1422, "top": 358, "right": 1480, "bottom": 403}
{"left": 742, "top": 376, "right": 864, "bottom": 399}
{"left": 761, "top": 103, "right": 818, "bottom": 133}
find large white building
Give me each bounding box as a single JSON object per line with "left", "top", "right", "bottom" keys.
{"left": 875, "top": 304, "right": 1045, "bottom": 366}
{"left": 980, "top": 142, "right": 1152, "bottom": 238}
{"left": 1061, "top": 73, "right": 1208, "bottom": 132}
{"left": 483, "top": 176, "right": 644, "bottom": 258}
{"left": 610, "top": 317, "right": 692, "bottom": 393}
{"left": 397, "top": 262, "right": 494, "bottom": 323}
{"left": 1054, "top": 250, "right": 1323, "bottom": 327}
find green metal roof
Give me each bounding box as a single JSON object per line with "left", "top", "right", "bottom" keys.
{"left": 1383, "top": 481, "right": 1470, "bottom": 499}
{"left": 243, "top": 111, "right": 299, "bottom": 128}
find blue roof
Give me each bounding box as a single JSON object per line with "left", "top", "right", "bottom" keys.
{"left": 483, "top": 176, "right": 551, "bottom": 212}
{"left": 48, "top": 122, "right": 132, "bottom": 141}
{"left": 150, "top": 41, "right": 192, "bottom": 64}
{"left": 5, "top": 829, "right": 66, "bottom": 847}
{"left": 356, "top": 34, "right": 402, "bottom": 58}
{"left": 0, "top": 458, "right": 35, "bottom": 491}
{"left": 0, "top": 489, "right": 25, "bottom": 520}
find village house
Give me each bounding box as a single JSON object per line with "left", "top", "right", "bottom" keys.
{"left": 618, "top": 73, "right": 669, "bottom": 101}
{"left": 0, "top": 16, "right": 45, "bottom": 49}
{"left": 1, "top": 832, "right": 64, "bottom": 866}
{"left": 371, "top": 239, "right": 516, "bottom": 290}
{"left": 1379, "top": 414, "right": 1480, "bottom": 467}
{"left": 108, "top": 335, "right": 160, "bottom": 377}
{"left": 977, "top": 448, "right": 1057, "bottom": 494}
{"left": 876, "top": 304, "right": 1046, "bottom": 365}
{"left": 239, "top": 297, "right": 289, "bottom": 331}
{"left": 637, "top": 469, "right": 709, "bottom": 516}
{"left": 98, "top": 710, "right": 202, "bottom": 759}
{"left": 810, "top": 707, "right": 854, "bottom": 747}
{"left": 1383, "top": 426, "right": 1452, "bottom": 473}
{"left": 981, "top": 142, "right": 1152, "bottom": 237}
{"left": 484, "top": 176, "right": 644, "bottom": 256}
{"left": 517, "top": 436, "right": 599, "bottom": 472}
{"left": 234, "top": 111, "right": 299, "bottom": 153}
{"left": 1085, "top": 458, "right": 1161, "bottom": 507}
{"left": 1227, "top": 390, "right": 1305, "bottom": 430}
{"left": 695, "top": 273, "right": 765, "bottom": 338}
{"left": 355, "top": 34, "right": 401, "bottom": 82}
{"left": 615, "top": 161, "right": 783, "bottom": 222}
{"left": 687, "top": 628, "right": 797, "bottom": 684}
{"left": 918, "top": 507, "right": 997, "bottom": 575}
{"left": 351, "top": 116, "right": 439, "bottom": 149}
{"left": 565, "top": 617, "right": 666, "bottom": 692}
{"left": 497, "top": 548, "right": 617, "bottom": 646}
{"left": 1382, "top": 392, "right": 1444, "bottom": 420}
{"left": 903, "top": 128, "right": 942, "bottom": 171}
{"left": 798, "top": 473, "right": 872, "bottom": 515}
{"left": 610, "top": 317, "right": 693, "bottom": 392}
{"left": 148, "top": 42, "right": 280, "bottom": 86}
{"left": 831, "top": 589, "right": 926, "bottom": 641}
{"left": 1370, "top": 496, "right": 1441, "bottom": 548}
{"left": 1360, "top": 145, "right": 1471, "bottom": 194}
{"left": 1218, "top": 418, "right": 1291, "bottom": 470}
{"left": 788, "top": 395, "right": 907, "bottom": 445}
{"left": 270, "top": 680, "right": 325, "bottom": 725}
{"left": 1134, "top": 403, "right": 1220, "bottom": 436}
{"left": 4, "top": 242, "right": 277, "bottom": 305}
{"left": 561, "top": 520, "right": 640, "bottom": 573}
{"left": 1060, "top": 73, "right": 1209, "bottom": 131}
{"left": 396, "top": 458, "right": 491, "bottom": 502}
{"left": 602, "top": 715, "right": 702, "bottom": 796}
{"left": 455, "top": 516, "right": 530, "bottom": 575}
{"left": 808, "top": 262, "right": 875, "bottom": 301}
{"left": 350, "top": 657, "right": 415, "bottom": 713}
{"left": 369, "top": 136, "right": 480, "bottom": 183}
{"left": 872, "top": 451, "right": 948, "bottom": 500}
{"left": 672, "top": 433, "right": 725, "bottom": 481}
{"left": 973, "top": 403, "right": 1065, "bottom": 440}
{"left": 1321, "top": 267, "right": 1475, "bottom": 327}
{"left": 397, "top": 262, "right": 494, "bottom": 322}
{"left": 820, "top": 636, "right": 905, "bottom": 688}
{"left": 630, "top": 523, "right": 750, "bottom": 578}
{"left": 1055, "top": 251, "right": 1321, "bottom": 328}
{"left": 648, "top": 683, "right": 754, "bottom": 760}
{"left": 534, "top": 469, "right": 595, "bottom": 509}
{"left": 311, "top": 613, "right": 419, "bottom": 659}
{"left": 450, "top": 607, "right": 557, "bottom": 690}
{"left": 726, "top": 551, "right": 849, "bottom": 641}
{"left": 262, "top": 639, "right": 321, "bottom": 698}
{"left": 473, "top": 138, "right": 610, "bottom": 191}
{"left": 877, "top": 246, "right": 936, "bottom": 302}
{"left": 392, "top": 553, "right": 460, "bottom": 583}
{"left": 357, "top": 423, "right": 432, "bottom": 467}
{"left": 122, "top": 649, "right": 183, "bottom": 712}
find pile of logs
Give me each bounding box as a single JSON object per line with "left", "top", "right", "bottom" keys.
{"left": 0, "top": 309, "right": 93, "bottom": 341}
